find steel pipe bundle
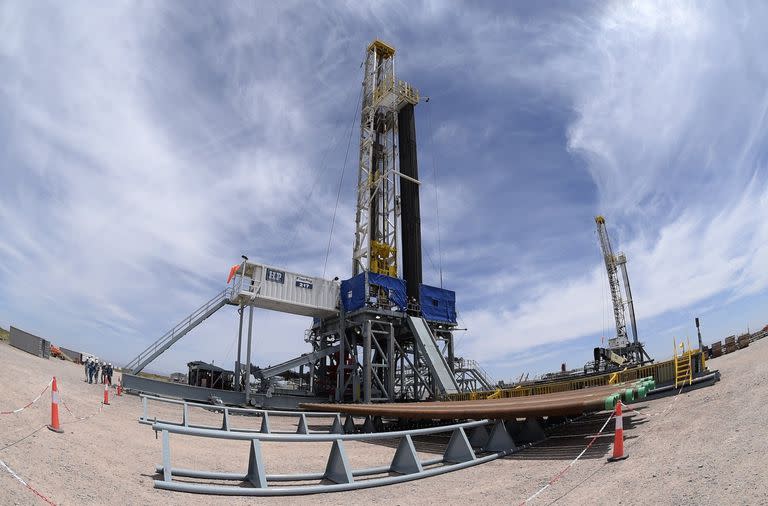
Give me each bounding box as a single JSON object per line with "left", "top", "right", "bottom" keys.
{"left": 301, "top": 383, "right": 633, "bottom": 419}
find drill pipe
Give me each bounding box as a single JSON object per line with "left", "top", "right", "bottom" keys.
{"left": 301, "top": 383, "right": 631, "bottom": 420}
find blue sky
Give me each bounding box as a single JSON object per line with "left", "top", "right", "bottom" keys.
{"left": 2, "top": 1, "right": 768, "bottom": 381}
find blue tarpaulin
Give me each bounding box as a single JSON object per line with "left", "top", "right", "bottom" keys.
{"left": 340, "top": 272, "right": 407, "bottom": 312}
{"left": 419, "top": 284, "right": 457, "bottom": 324}
{"left": 340, "top": 273, "right": 366, "bottom": 312}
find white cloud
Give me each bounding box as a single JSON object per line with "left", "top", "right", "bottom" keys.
{"left": 0, "top": 2, "right": 357, "bottom": 366}
{"left": 2, "top": 1, "right": 768, "bottom": 383}
{"left": 455, "top": 1, "right": 768, "bottom": 374}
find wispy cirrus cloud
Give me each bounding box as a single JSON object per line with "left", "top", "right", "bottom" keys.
{"left": 1, "top": 1, "right": 767, "bottom": 380}
{"left": 454, "top": 1, "right": 768, "bottom": 374}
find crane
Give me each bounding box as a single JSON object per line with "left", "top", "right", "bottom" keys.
{"left": 594, "top": 216, "right": 652, "bottom": 368}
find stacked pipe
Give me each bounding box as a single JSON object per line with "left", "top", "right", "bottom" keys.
{"left": 602, "top": 377, "right": 655, "bottom": 410}
{"left": 305, "top": 383, "right": 636, "bottom": 419}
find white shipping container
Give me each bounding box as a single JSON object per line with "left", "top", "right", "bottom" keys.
{"left": 230, "top": 262, "right": 339, "bottom": 318}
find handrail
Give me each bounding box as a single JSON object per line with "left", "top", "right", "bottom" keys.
{"left": 124, "top": 287, "right": 232, "bottom": 371}
{"left": 150, "top": 415, "right": 519, "bottom": 496}
{"left": 152, "top": 418, "right": 491, "bottom": 442}
{"left": 458, "top": 359, "right": 495, "bottom": 388}
{"left": 139, "top": 394, "right": 339, "bottom": 421}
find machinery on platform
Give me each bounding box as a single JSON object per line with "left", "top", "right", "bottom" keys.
{"left": 122, "top": 40, "right": 492, "bottom": 406}
{"left": 591, "top": 216, "right": 652, "bottom": 371}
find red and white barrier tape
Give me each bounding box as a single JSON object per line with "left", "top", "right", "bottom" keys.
{"left": 57, "top": 384, "right": 105, "bottom": 423}
{"left": 0, "top": 458, "right": 57, "bottom": 505}
{"left": 520, "top": 409, "right": 615, "bottom": 505}
{"left": 624, "top": 386, "right": 684, "bottom": 420}
{"left": 0, "top": 378, "right": 114, "bottom": 505}
{"left": 0, "top": 381, "right": 52, "bottom": 415}
{"left": 521, "top": 386, "right": 686, "bottom": 503}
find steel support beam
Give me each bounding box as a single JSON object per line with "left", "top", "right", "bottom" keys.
{"left": 245, "top": 305, "right": 254, "bottom": 405}
{"left": 235, "top": 306, "right": 244, "bottom": 390}
{"left": 363, "top": 321, "right": 372, "bottom": 403}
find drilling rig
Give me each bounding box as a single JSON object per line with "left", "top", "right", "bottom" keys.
{"left": 309, "top": 39, "right": 468, "bottom": 403}
{"left": 123, "top": 39, "right": 495, "bottom": 407}
{"left": 593, "top": 216, "right": 652, "bottom": 371}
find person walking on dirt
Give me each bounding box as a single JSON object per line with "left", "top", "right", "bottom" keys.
{"left": 106, "top": 363, "right": 113, "bottom": 386}
{"left": 87, "top": 359, "right": 95, "bottom": 384}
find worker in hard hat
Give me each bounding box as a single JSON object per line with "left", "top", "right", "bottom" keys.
{"left": 106, "top": 363, "right": 113, "bottom": 386}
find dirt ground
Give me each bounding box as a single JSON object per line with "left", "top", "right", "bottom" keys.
{"left": 1, "top": 338, "right": 766, "bottom": 505}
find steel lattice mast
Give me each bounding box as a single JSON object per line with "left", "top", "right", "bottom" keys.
{"left": 352, "top": 40, "right": 419, "bottom": 277}
{"left": 595, "top": 215, "right": 630, "bottom": 349}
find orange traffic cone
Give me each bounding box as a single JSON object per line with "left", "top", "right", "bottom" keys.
{"left": 116, "top": 381, "right": 122, "bottom": 396}
{"left": 47, "top": 377, "right": 64, "bottom": 433}
{"left": 103, "top": 383, "right": 110, "bottom": 405}
{"left": 607, "top": 401, "right": 628, "bottom": 461}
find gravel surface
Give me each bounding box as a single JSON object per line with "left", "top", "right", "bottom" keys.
{"left": 0, "top": 338, "right": 764, "bottom": 505}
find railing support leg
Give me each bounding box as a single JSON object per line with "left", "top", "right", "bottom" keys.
{"left": 222, "top": 408, "right": 230, "bottom": 431}
{"left": 247, "top": 439, "right": 268, "bottom": 488}
{"left": 390, "top": 434, "right": 423, "bottom": 475}
{"left": 162, "top": 430, "right": 172, "bottom": 482}
{"left": 444, "top": 427, "right": 476, "bottom": 463}
{"left": 330, "top": 415, "right": 344, "bottom": 434}
{"left": 485, "top": 420, "right": 515, "bottom": 452}
{"left": 260, "top": 413, "right": 271, "bottom": 434}
{"left": 324, "top": 439, "right": 354, "bottom": 484}
{"left": 296, "top": 413, "right": 309, "bottom": 434}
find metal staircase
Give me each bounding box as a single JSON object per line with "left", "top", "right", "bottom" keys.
{"left": 125, "top": 287, "right": 234, "bottom": 374}
{"left": 455, "top": 358, "right": 495, "bottom": 392}
{"left": 252, "top": 345, "right": 340, "bottom": 380}
{"left": 673, "top": 337, "right": 693, "bottom": 389}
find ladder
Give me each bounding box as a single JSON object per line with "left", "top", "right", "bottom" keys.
{"left": 673, "top": 337, "right": 693, "bottom": 389}
{"left": 124, "top": 287, "right": 234, "bottom": 374}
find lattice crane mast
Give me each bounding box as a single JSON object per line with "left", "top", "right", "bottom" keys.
{"left": 595, "top": 216, "right": 630, "bottom": 349}
{"left": 352, "top": 40, "right": 419, "bottom": 278}
{"left": 594, "top": 216, "right": 650, "bottom": 366}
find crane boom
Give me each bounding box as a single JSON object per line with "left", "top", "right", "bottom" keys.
{"left": 595, "top": 215, "right": 629, "bottom": 348}
{"left": 594, "top": 216, "right": 651, "bottom": 367}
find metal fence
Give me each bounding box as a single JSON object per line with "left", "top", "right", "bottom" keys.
{"left": 9, "top": 326, "right": 50, "bottom": 359}
{"left": 139, "top": 394, "right": 349, "bottom": 435}
{"left": 151, "top": 417, "right": 522, "bottom": 495}
{"left": 59, "top": 347, "right": 82, "bottom": 363}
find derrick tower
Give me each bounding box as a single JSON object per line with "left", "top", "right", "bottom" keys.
{"left": 352, "top": 40, "right": 419, "bottom": 277}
